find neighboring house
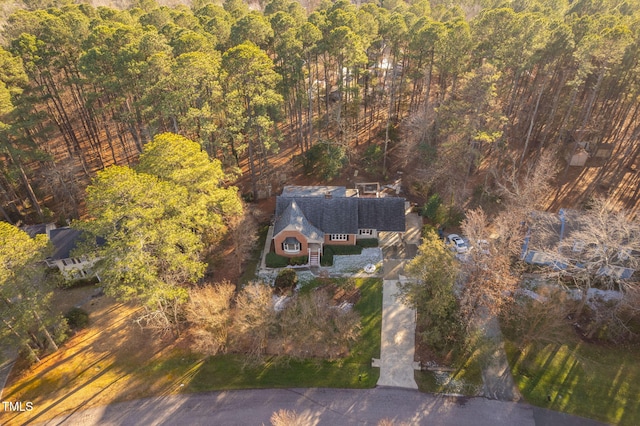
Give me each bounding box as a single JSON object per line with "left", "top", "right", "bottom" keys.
{"left": 272, "top": 185, "right": 406, "bottom": 265}
{"left": 521, "top": 209, "right": 637, "bottom": 279}
{"left": 22, "top": 224, "right": 100, "bottom": 280}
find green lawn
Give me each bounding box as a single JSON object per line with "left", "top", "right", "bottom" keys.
{"left": 505, "top": 338, "right": 640, "bottom": 425}
{"left": 414, "top": 346, "right": 483, "bottom": 395}
{"left": 150, "top": 277, "right": 383, "bottom": 392}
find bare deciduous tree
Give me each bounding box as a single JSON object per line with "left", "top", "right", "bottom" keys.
{"left": 501, "top": 287, "right": 576, "bottom": 351}
{"left": 532, "top": 198, "right": 640, "bottom": 319}
{"left": 37, "top": 157, "right": 84, "bottom": 220}
{"left": 276, "top": 290, "right": 360, "bottom": 360}
{"left": 270, "top": 409, "right": 314, "bottom": 426}
{"left": 459, "top": 208, "right": 518, "bottom": 327}
{"left": 230, "top": 281, "right": 277, "bottom": 362}
{"left": 377, "top": 419, "right": 411, "bottom": 426}
{"left": 493, "top": 149, "right": 558, "bottom": 256}
{"left": 186, "top": 281, "right": 235, "bottom": 356}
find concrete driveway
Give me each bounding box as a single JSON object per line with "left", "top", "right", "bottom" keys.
{"left": 372, "top": 277, "right": 419, "bottom": 389}
{"left": 372, "top": 205, "right": 423, "bottom": 389}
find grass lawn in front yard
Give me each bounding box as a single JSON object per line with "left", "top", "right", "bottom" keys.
{"left": 2, "top": 278, "right": 382, "bottom": 425}
{"left": 505, "top": 337, "right": 640, "bottom": 426}
{"left": 413, "top": 346, "right": 483, "bottom": 395}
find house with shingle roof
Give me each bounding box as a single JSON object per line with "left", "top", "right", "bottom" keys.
{"left": 272, "top": 186, "right": 405, "bottom": 265}
{"left": 22, "top": 223, "right": 101, "bottom": 280}
{"left": 521, "top": 209, "right": 637, "bottom": 280}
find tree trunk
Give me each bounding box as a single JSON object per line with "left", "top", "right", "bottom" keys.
{"left": 34, "top": 310, "right": 58, "bottom": 352}
{"left": 3, "top": 319, "right": 40, "bottom": 363}
{"left": 519, "top": 78, "right": 547, "bottom": 168}
{"left": 8, "top": 151, "right": 44, "bottom": 219}
{"left": 383, "top": 53, "right": 398, "bottom": 175}
{"left": 307, "top": 58, "right": 314, "bottom": 150}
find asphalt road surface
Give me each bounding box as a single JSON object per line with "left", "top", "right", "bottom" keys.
{"left": 39, "top": 388, "right": 605, "bottom": 426}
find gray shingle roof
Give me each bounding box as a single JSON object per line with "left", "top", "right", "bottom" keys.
{"left": 281, "top": 185, "right": 347, "bottom": 198}
{"left": 48, "top": 227, "right": 83, "bottom": 260}
{"left": 274, "top": 195, "right": 405, "bottom": 236}
{"left": 357, "top": 197, "right": 406, "bottom": 232}
{"left": 21, "top": 224, "right": 47, "bottom": 238}
{"left": 273, "top": 200, "right": 324, "bottom": 242}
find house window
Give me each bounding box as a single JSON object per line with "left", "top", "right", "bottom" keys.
{"left": 358, "top": 229, "right": 374, "bottom": 236}
{"left": 283, "top": 237, "right": 301, "bottom": 254}
{"left": 330, "top": 234, "right": 348, "bottom": 241}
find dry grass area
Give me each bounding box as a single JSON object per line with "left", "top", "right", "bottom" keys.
{"left": 2, "top": 291, "right": 191, "bottom": 425}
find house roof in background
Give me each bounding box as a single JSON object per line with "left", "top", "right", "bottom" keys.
{"left": 21, "top": 223, "right": 48, "bottom": 238}
{"left": 48, "top": 227, "right": 83, "bottom": 260}
{"left": 281, "top": 185, "right": 347, "bottom": 198}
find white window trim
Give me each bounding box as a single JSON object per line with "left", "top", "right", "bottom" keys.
{"left": 330, "top": 234, "right": 349, "bottom": 241}
{"left": 358, "top": 229, "right": 374, "bottom": 236}
{"left": 283, "top": 241, "right": 301, "bottom": 253}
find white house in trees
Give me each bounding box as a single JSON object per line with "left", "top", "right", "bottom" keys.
{"left": 23, "top": 224, "right": 100, "bottom": 280}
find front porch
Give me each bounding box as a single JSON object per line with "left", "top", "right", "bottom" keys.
{"left": 308, "top": 243, "right": 322, "bottom": 266}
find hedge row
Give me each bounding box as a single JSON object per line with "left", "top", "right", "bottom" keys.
{"left": 356, "top": 238, "right": 379, "bottom": 248}
{"left": 321, "top": 244, "right": 364, "bottom": 266}
{"left": 326, "top": 245, "right": 363, "bottom": 255}
{"left": 266, "top": 253, "right": 309, "bottom": 268}
{"left": 266, "top": 252, "right": 289, "bottom": 268}
{"left": 268, "top": 242, "right": 371, "bottom": 268}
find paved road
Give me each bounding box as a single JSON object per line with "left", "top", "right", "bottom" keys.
{"left": 37, "top": 388, "right": 606, "bottom": 426}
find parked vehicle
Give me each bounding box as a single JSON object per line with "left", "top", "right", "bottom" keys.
{"left": 446, "top": 234, "right": 468, "bottom": 253}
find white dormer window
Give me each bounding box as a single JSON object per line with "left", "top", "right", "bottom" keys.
{"left": 358, "top": 229, "right": 374, "bottom": 236}
{"left": 330, "top": 234, "right": 348, "bottom": 241}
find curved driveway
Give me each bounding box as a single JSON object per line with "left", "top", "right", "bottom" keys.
{"left": 40, "top": 388, "right": 604, "bottom": 426}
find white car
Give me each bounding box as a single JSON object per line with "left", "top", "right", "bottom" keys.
{"left": 446, "top": 234, "right": 468, "bottom": 253}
